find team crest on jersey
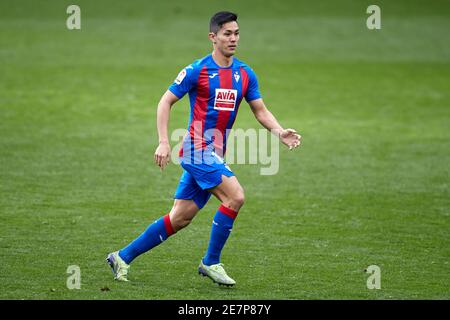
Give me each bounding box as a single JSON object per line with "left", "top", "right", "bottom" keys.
{"left": 234, "top": 71, "right": 240, "bottom": 83}
{"left": 174, "top": 68, "right": 187, "bottom": 85}
{"left": 214, "top": 89, "right": 237, "bottom": 111}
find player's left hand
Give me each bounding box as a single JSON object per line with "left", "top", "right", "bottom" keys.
{"left": 280, "top": 128, "right": 302, "bottom": 150}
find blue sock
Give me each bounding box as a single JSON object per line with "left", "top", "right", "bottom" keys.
{"left": 203, "top": 205, "right": 238, "bottom": 266}
{"left": 119, "top": 214, "right": 175, "bottom": 264}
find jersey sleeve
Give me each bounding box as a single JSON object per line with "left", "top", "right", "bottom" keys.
{"left": 168, "top": 65, "right": 196, "bottom": 99}
{"left": 245, "top": 67, "right": 262, "bottom": 102}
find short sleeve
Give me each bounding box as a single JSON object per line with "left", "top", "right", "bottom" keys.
{"left": 245, "top": 68, "right": 261, "bottom": 102}
{"left": 168, "top": 65, "right": 195, "bottom": 99}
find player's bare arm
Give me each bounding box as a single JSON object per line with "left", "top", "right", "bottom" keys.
{"left": 248, "top": 98, "right": 302, "bottom": 150}
{"left": 154, "top": 90, "right": 179, "bottom": 170}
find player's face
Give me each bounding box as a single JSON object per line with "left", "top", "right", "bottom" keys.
{"left": 211, "top": 21, "right": 239, "bottom": 57}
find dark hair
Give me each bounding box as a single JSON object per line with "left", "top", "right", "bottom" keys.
{"left": 210, "top": 11, "right": 238, "bottom": 33}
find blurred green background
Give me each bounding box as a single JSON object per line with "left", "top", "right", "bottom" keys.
{"left": 1, "top": 0, "right": 449, "bottom": 299}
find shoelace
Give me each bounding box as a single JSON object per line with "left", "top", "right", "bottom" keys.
{"left": 211, "top": 263, "right": 226, "bottom": 273}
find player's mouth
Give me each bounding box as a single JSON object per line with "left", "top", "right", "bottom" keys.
{"left": 228, "top": 45, "right": 237, "bottom": 50}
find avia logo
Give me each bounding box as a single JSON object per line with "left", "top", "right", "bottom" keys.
{"left": 214, "top": 89, "right": 237, "bottom": 111}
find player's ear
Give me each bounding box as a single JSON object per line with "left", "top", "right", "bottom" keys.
{"left": 208, "top": 32, "right": 217, "bottom": 44}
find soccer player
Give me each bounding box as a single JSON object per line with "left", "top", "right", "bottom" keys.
{"left": 107, "top": 11, "right": 301, "bottom": 286}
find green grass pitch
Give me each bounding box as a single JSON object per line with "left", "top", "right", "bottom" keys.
{"left": 1, "top": 0, "right": 449, "bottom": 299}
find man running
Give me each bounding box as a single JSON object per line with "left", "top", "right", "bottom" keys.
{"left": 107, "top": 11, "right": 301, "bottom": 286}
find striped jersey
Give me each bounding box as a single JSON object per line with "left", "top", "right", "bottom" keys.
{"left": 168, "top": 54, "right": 261, "bottom": 161}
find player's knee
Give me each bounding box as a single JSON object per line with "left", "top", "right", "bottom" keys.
{"left": 170, "top": 214, "right": 192, "bottom": 232}
{"left": 230, "top": 192, "right": 245, "bottom": 210}
{"left": 170, "top": 200, "right": 199, "bottom": 232}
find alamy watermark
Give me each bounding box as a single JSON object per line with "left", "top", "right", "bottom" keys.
{"left": 66, "top": 265, "right": 81, "bottom": 289}
{"left": 170, "top": 124, "right": 281, "bottom": 176}
{"left": 66, "top": 5, "right": 81, "bottom": 30}
{"left": 366, "top": 5, "right": 381, "bottom": 30}
{"left": 366, "top": 265, "right": 381, "bottom": 289}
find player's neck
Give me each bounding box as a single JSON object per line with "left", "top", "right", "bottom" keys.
{"left": 212, "top": 50, "right": 233, "bottom": 68}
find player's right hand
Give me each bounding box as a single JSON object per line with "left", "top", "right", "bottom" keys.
{"left": 154, "top": 142, "right": 171, "bottom": 171}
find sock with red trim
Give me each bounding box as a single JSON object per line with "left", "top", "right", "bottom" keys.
{"left": 202, "top": 204, "right": 238, "bottom": 266}
{"left": 118, "top": 214, "right": 175, "bottom": 264}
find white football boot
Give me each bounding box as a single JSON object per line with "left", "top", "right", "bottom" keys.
{"left": 198, "top": 260, "right": 236, "bottom": 287}
{"left": 106, "top": 251, "right": 130, "bottom": 282}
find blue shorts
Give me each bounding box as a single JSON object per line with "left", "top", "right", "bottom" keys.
{"left": 174, "top": 152, "right": 234, "bottom": 209}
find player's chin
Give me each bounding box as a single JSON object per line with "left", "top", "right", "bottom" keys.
{"left": 226, "top": 47, "right": 237, "bottom": 56}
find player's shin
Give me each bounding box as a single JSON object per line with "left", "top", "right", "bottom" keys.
{"left": 202, "top": 204, "right": 238, "bottom": 266}
{"left": 118, "top": 214, "right": 175, "bottom": 264}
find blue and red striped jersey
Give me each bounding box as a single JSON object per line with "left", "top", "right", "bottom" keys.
{"left": 168, "top": 54, "right": 261, "bottom": 161}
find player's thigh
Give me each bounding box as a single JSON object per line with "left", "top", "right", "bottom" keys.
{"left": 208, "top": 175, "right": 245, "bottom": 205}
